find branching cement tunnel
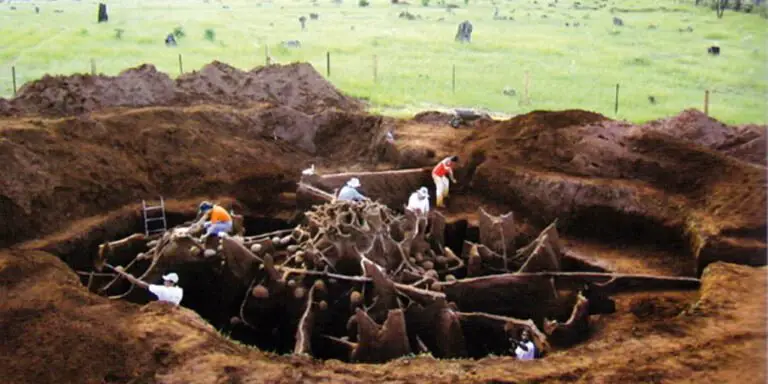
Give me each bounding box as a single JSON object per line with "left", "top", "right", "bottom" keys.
{"left": 17, "top": 166, "right": 716, "bottom": 363}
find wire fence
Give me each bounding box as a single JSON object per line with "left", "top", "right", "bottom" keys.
{"left": 2, "top": 50, "right": 761, "bottom": 123}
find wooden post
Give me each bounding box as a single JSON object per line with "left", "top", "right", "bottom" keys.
{"left": 265, "top": 45, "right": 270, "bottom": 66}
{"left": 90, "top": 58, "right": 96, "bottom": 76}
{"left": 326, "top": 51, "right": 331, "bottom": 77}
{"left": 704, "top": 90, "right": 710, "bottom": 116}
{"left": 12, "top": 66, "right": 16, "bottom": 97}
{"left": 373, "top": 55, "right": 378, "bottom": 83}
{"left": 452, "top": 64, "right": 456, "bottom": 94}
{"left": 178, "top": 53, "right": 183, "bottom": 74}
{"left": 614, "top": 83, "right": 620, "bottom": 115}
{"left": 97, "top": 3, "right": 108, "bottom": 23}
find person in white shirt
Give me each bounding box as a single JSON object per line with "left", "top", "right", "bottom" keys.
{"left": 337, "top": 178, "right": 369, "bottom": 202}
{"left": 406, "top": 186, "right": 430, "bottom": 215}
{"left": 113, "top": 266, "right": 184, "bottom": 306}
{"left": 510, "top": 329, "right": 536, "bottom": 361}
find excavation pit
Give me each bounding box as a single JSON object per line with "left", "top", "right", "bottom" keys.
{"left": 54, "top": 198, "right": 705, "bottom": 364}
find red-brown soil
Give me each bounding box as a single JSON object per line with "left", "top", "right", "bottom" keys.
{"left": 0, "top": 62, "right": 765, "bottom": 383}
{"left": 1, "top": 250, "right": 763, "bottom": 383}
{"left": 0, "top": 61, "right": 362, "bottom": 117}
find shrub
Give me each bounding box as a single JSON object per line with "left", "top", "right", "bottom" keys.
{"left": 114, "top": 28, "right": 124, "bottom": 40}
{"left": 421, "top": 0, "right": 430, "bottom": 6}
{"left": 204, "top": 28, "right": 215, "bottom": 42}
{"left": 359, "top": 0, "right": 370, "bottom": 6}
{"left": 173, "top": 26, "right": 185, "bottom": 39}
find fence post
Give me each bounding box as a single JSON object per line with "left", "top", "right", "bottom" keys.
{"left": 178, "top": 54, "right": 183, "bottom": 75}
{"left": 373, "top": 55, "right": 378, "bottom": 83}
{"left": 704, "top": 89, "right": 710, "bottom": 116}
{"left": 90, "top": 58, "right": 96, "bottom": 76}
{"left": 326, "top": 51, "right": 331, "bottom": 77}
{"left": 614, "top": 83, "right": 620, "bottom": 115}
{"left": 452, "top": 64, "right": 456, "bottom": 94}
{"left": 265, "top": 45, "right": 270, "bottom": 66}
{"left": 12, "top": 66, "right": 17, "bottom": 97}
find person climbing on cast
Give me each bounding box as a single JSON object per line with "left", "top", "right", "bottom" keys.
{"left": 406, "top": 186, "right": 430, "bottom": 215}
{"left": 432, "top": 155, "right": 459, "bottom": 208}
{"left": 337, "top": 178, "right": 369, "bottom": 202}
{"left": 197, "top": 201, "right": 233, "bottom": 241}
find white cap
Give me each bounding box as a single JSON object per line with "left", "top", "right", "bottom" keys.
{"left": 162, "top": 273, "right": 179, "bottom": 283}
{"left": 347, "top": 177, "right": 361, "bottom": 188}
{"left": 418, "top": 186, "right": 429, "bottom": 198}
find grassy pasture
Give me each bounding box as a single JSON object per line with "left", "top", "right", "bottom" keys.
{"left": 0, "top": 0, "right": 765, "bottom": 123}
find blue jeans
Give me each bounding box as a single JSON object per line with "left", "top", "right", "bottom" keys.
{"left": 205, "top": 221, "right": 233, "bottom": 237}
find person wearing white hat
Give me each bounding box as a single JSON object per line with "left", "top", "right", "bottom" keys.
{"left": 337, "top": 177, "right": 368, "bottom": 202}
{"left": 406, "top": 186, "right": 430, "bottom": 215}
{"left": 112, "top": 266, "right": 184, "bottom": 306}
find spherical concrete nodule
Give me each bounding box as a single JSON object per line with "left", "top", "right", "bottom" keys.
{"left": 350, "top": 290, "right": 363, "bottom": 306}
{"left": 252, "top": 285, "right": 269, "bottom": 299}
{"left": 294, "top": 287, "right": 307, "bottom": 299}
{"left": 313, "top": 279, "right": 327, "bottom": 293}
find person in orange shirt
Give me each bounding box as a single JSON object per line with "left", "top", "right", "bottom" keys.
{"left": 432, "top": 155, "right": 459, "bottom": 208}
{"left": 198, "top": 201, "right": 233, "bottom": 240}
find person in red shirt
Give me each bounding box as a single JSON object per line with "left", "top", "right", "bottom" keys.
{"left": 432, "top": 155, "right": 459, "bottom": 208}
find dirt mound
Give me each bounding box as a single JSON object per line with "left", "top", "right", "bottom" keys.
{"left": 0, "top": 101, "right": 393, "bottom": 248}
{"left": 0, "top": 250, "right": 158, "bottom": 384}
{"left": 643, "top": 109, "right": 766, "bottom": 166}
{"left": 444, "top": 110, "right": 767, "bottom": 274}
{"left": 0, "top": 105, "right": 310, "bottom": 248}
{"left": 412, "top": 111, "right": 454, "bottom": 125}
{"left": 1, "top": 64, "right": 176, "bottom": 117}
{"left": 476, "top": 109, "right": 608, "bottom": 132}
{"left": 0, "top": 62, "right": 363, "bottom": 118}
{"left": 175, "top": 61, "right": 363, "bottom": 114}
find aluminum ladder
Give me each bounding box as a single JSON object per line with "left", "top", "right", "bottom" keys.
{"left": 142, "top": 197, "right": 167, "bottom": 236}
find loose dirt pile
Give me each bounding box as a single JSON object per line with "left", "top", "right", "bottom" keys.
{"left": 175, "top": 61, "right": 363, "bottom": 114}
{"left": 643, "top": 109, "right": 767, "bottom": 166}
{"left": 0, "top": 105, "right": 308, "bottom": 248}
{"left": 0, "top": 61, "right": 363, "bottom": 117}
{"left": 0, "top": 63, "right": 391, "bottom": 248}
{"left": 436, "top": 110, "right": 767, "bottom": 275}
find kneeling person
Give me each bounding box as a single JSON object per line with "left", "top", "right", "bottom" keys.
{"left": 406, "top": 186, "right": 430, "bottom": 215}
{"left": 198, "top": 201, "right": 233, "bottom": 240}
{"left": 337, "top": 178, "right": 368, "bottom": 202}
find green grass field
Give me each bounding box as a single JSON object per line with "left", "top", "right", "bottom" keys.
{"left": 0, "top": 0, "right": 765, "bottom": 123}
